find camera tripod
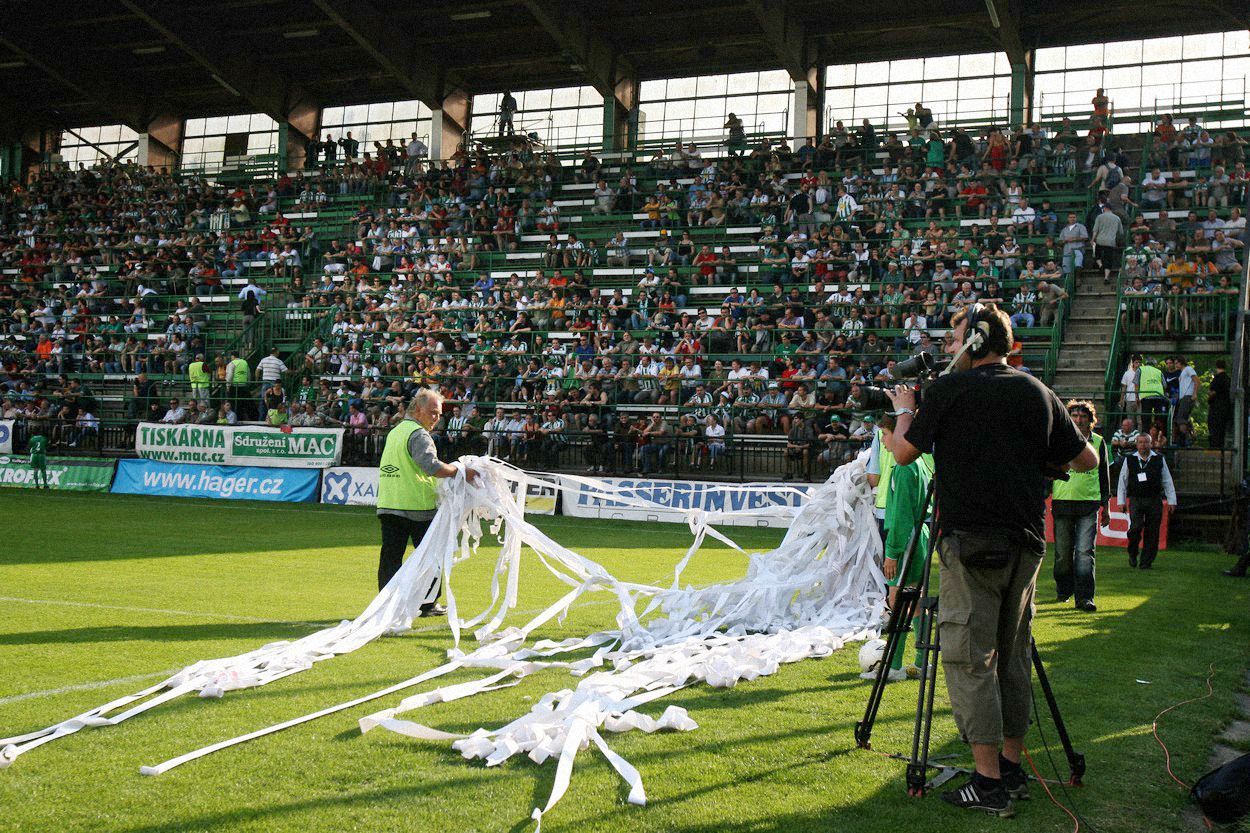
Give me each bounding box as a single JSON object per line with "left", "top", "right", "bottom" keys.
{"left": 853, "top": 479, "right": 1086, "bottom": 795}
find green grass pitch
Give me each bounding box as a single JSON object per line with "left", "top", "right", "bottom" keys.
{"left": 0, "top": 490, "right": 1247, "bottom": 833}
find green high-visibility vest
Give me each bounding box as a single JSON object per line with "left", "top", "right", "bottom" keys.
{"left": 228, "top": 358, "right": 249, "bottom": 384}
{"left": 1138, "top": 364, "right": 1165, "bottom": 399}
{"left": 377, "top": 419, "right": 440, "bottom": 511}
{"left": 874, "top": 437, "right": 895, "bottom": 511}
{"left": 188, "top": 361, "right": 210, "bottom": 388}
{"left": 1052, "top": 433, "right": 1104, "bottom": 502}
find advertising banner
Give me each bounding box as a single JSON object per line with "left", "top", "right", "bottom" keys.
{"left": 320, "top": 467, "right": 378, "bottom": 506}
{"left": 0, "top": 420, "right": 12, "bottom": 453}
{"left": 560, "top": 476, "right": 809, "bottom": 527}
{"left": 0, "top": 455, "right": 114, "bottom": 492}
{"left": 113, "top": 459, "right": 320, "bottom": 502}
{"left": 1045, "top": 497, "right": 1168, "bottom": 550}
{"left": 320, "top": 466, "right": 557, "bottom": 515}
{"left": 135, "top": 423, "right": 343, "bottom": 469}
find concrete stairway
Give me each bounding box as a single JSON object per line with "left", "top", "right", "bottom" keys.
{"left": 1049, "top": 269, "right": 1119, "bottom": 412}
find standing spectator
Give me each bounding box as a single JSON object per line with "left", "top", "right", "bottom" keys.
{"left": 1118, "top": 354, "right": 1140, "bottom": 423}
{"left": 1091, "top": 204, "right": 1123, "bottom": 284}
{"left": 639, "top": 412, "right": 671, "bottom": 475}
{"left": 784, "top": 414, "right": 814, "bottom": 480}
{"left": 1173, "top": 355, "right": 1199, "bottom": 447}
{"left": 499, "top": 90, "right": 518, "bottom": 135}
{"left": 1059, "top": 212, "right": 1089, "bottom": 276}
{"left": 257, "top": 347, "right": 288, "bottom": 413}
{"left": 339, "top": 132, "right": 360, "bottom": 162}
{"left": 1050, "top": 401, "right": 1111, "bottom": 611}
{"left": 1117, "top": 433, "right": 1177, "bottom": 570}
{"left": 1207, "top": 359, "right": 1231, "bottom": 450}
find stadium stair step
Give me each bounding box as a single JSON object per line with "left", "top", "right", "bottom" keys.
{"left": 1050, "top": 271, "right": 1118, "bottom": 411}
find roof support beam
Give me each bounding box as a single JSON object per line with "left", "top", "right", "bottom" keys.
{"left": 0, "top": 34, "right": 148, "bottom": 131}
{"left": 310, "top": 0, "right": 448, "bottom": 109}
{"left": 985, "top": 0, "right": 1027, "bottom": 64}
{"left": 119, "top": 0, "right": 314, "bottom": 140}
{"left": 522, "top": 0, "right": 635, "bottom": 105}
{"left": 746, "top": 0, "right": 811, "bottom": 85}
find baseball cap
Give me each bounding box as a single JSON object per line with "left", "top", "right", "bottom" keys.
{"left": 768, "top": 381, "right": 779, "bottom": 389}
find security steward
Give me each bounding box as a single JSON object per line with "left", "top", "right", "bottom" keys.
{"left": 1135, "top": 353, "right": 1168, "bottom": 429}
{"left": 887, "top": 303, "right": 1097, "bottom": 818}
{"left": 1050, "top": 400, "right": 1111, "bottom": 611}
{"left": 188, "top": 353, "right": 211, "bottom": 404}
{"left": 1116, "top": 432, "right": 1176, "bottom": 570}
{"left": 376, "top": 388, "right": 478, "bottom": 612}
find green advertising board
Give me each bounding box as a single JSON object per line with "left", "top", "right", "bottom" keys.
{"left": 0, "top": 456, "right": 115, "bottom": 491}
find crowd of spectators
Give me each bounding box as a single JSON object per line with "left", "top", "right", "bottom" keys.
{"left": 2, "top": 102, "right": 1245, "bottom": 474}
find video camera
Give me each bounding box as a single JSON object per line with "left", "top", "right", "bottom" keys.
{"left": 857, "top": 351, "right": 950, "bottom": 412}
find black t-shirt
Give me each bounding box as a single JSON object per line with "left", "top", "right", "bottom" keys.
{"left": 905, "top": 363, "right": 1086, "bottom": 550}
{"left": 1210, "top": 371, "right": 1231, "bottom": 407}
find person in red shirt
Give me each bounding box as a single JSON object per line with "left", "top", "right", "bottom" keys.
{"left": 692, "top": 245, "right": 718, "bottom": 286}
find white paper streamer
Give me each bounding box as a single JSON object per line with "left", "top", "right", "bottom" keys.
{"left": 2, "top": 453, "right": 885, "bottom": 832}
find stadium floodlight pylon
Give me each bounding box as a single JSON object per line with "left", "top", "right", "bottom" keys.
{"left": 2, "top": 454, "right": 889, "bottom": 828}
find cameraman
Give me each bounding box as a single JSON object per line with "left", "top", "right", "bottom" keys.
{"left": 887, "top": 303, "right": 1097, "bottom": 818}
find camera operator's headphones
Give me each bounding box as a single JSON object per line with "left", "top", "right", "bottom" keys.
{"left": 960, "top": 302, "right": 995, "bottom": 361}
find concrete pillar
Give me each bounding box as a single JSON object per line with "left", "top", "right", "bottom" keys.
{"left": 791, "top": 67, "right": 820, "bottom": 144}
{"left": 0, "top": 143, "right": 23, "bottom": 183}
{"left": 138, "top": 114, "right": 182, "bottom": 171}
{"left": 1009, "top": 51, "right": 1034, "bottom": 128}
{"left": 430, "top": 90, "right": 471, "bottom": 161}
{"left": 603, "top": 76, "right": 639, "bottom": 153}
{"left": 282, "top": 102, "right": 320, "bottom": 172}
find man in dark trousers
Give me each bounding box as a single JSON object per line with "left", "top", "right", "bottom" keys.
{"left": 1050, "top": 400, "right": 1111, "bottom": 611}
{"left": 1207, "top": 359, "right": 1232, "bottom": 449}
{"left": 376, "top": 389, "right": 479, "bottom": 612}
{"left": 1117, "top": 432, "right": 1177, "bottom": 569}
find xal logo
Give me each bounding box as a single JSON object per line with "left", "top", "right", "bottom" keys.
{"left": 323, "top": 471, "right": 352, "bottom": 504}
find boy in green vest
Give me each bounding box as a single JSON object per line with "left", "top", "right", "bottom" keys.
{"left": 28, "top": 432, "right": 49, "bottom": 489}
{"left": 877, "top": 411, "right": 934, "bottom": 682}
{"left": 1051, "top": 400, "right": 1111, "bottom": 610}
{"left": 376, "top": 388, "right": 480, "bottom": 611}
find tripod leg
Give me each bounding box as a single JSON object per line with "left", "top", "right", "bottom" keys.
{"left": 856, "top": 480, "right": 936, "bottom": 750}
{"left": 1031, "top": 640, "right": 1086, "bottom": 785}
{"left": 908, "top": 601, "right": 939, "bottom": 796}
{"left": 855, "top": 588, "right": 918, "bottom": 748}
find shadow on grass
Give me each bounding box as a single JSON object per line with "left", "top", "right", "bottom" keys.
{"left": 0, "top": 621, "right": 348, "bottom": 647}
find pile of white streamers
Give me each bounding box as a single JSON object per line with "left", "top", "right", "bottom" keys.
{"left": 1, "top": 452, "right": 885, "bottom": 829}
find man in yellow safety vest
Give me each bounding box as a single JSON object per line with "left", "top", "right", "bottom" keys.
{"left": 376, "top": 388, "right": 479, "bottom": 614}
{"left": 1050, "top": 400, "right": 1111, "bottom": 611}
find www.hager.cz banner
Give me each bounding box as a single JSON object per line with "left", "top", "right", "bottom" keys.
{"left": 135, "top": 422, "right": 343, "bottom": 469}
{"left": 113, "top": 459, "right": 320, "bottom": 502}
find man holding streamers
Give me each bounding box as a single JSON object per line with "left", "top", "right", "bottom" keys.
{"left": 376, "top": 389, "right": 479, "bottom": 613}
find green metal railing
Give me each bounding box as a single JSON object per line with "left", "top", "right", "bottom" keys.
{"left": 1117, "top": 293, "right": 1236, "bottom": 342}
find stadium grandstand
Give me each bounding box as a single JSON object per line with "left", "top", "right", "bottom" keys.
{"left": 0, "top": 0, "right": 1246, "bottom": 495}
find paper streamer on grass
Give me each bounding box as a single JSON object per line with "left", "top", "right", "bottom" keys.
{"left": 1, "top": 453, "right": 885, "bottom": 829}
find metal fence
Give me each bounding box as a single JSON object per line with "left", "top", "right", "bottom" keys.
{"left": 1118, "top": 294, "right": 1237, "bottom": 343}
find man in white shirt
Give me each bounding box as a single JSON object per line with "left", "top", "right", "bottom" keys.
{"left": 1117, "top": 433, "right": 1177, "bottom": 570}
{"left": 1119, "top": 354, "right": 1140, "bottom": 422}
{"left": 256, "top": 347, "right": 289, "bottom": 413}
{"left": 160, "top": 397, "right": 187, "bottom": 424}
{"left": 1174, "top": 355, "right": 1200, "bottom": 446}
